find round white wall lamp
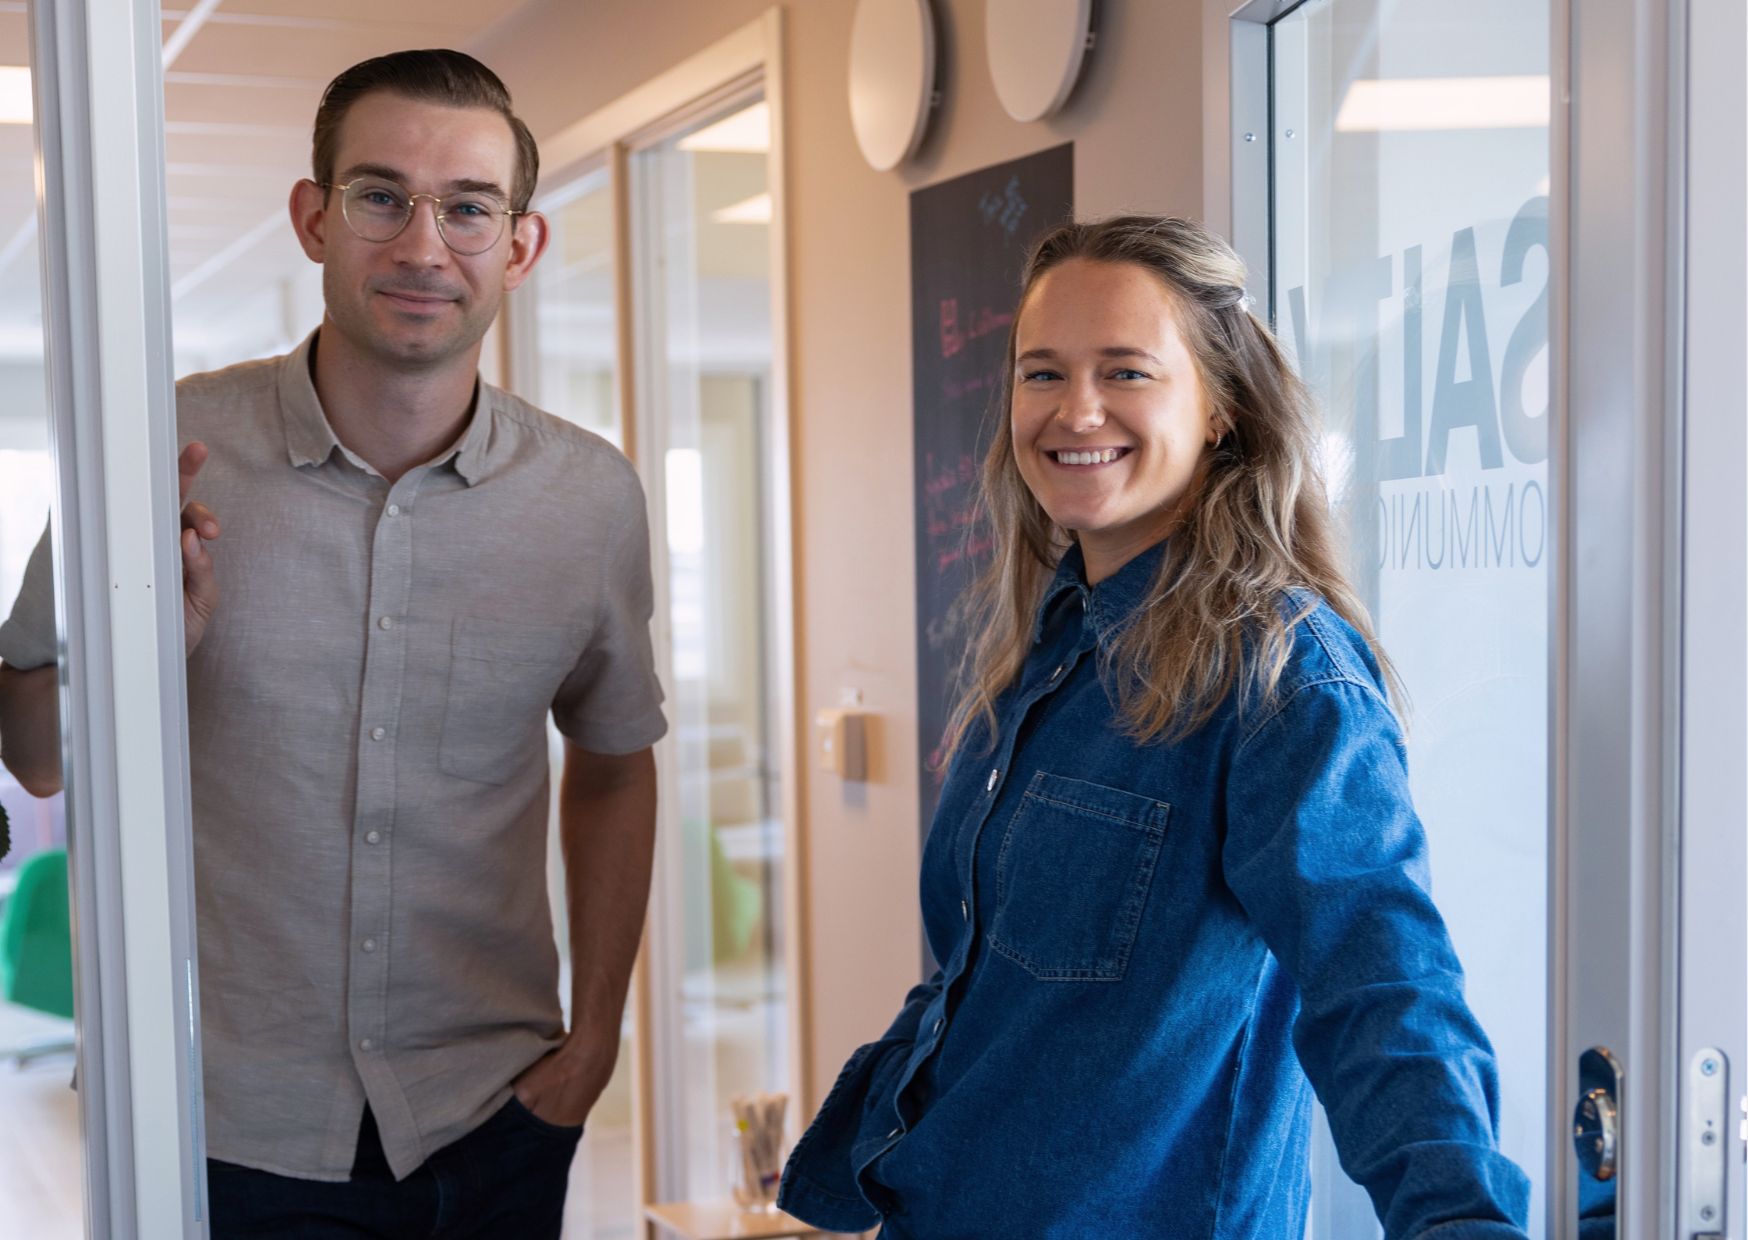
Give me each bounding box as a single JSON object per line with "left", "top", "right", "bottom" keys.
{"left": 986, "top": 0, "right": 1096, "bottom": 123}
{"left": 848, "top": 0, "right": 939, "bottom": 171}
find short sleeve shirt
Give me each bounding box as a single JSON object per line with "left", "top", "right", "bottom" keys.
{"left": 0, "top": 331, "right": 667, "bottom": 1180}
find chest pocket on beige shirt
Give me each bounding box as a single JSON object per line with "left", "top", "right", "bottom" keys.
{"left": 439, "top": 617, "right": 581, "bottom": 785}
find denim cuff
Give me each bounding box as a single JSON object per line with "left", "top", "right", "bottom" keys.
{"left": 775, "top": 1166, "right": 880, "bottom": 1233}
{"left": 1415, "top": 1220, "right": 1532, "bottom": 1239}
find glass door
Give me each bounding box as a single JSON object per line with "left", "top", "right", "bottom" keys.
{"left": 1262, "top": 1, "right": 1552, "bottom": 1234}
{"left": 1245, "top": 0, "right": 1748, "bottom": 1236}
{"left": 14, "top": 0, "right": 206, "bottom": 1235}
{"left": 0, "top": 18, "right": 80, "bottom": 1238}
{"left": 629, "top": 92, "right": 794, "bottom": 1206}
{"left": 515, "top": 161, "right": 640, "bottom": 1239}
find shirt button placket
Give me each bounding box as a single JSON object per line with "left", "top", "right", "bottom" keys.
{"left": 350, "top": 480, "right": 417, "bottom": 1079}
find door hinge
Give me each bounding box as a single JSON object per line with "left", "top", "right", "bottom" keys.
{"left": 1683, "top": 1049, "right": 1728, "bottom": 1237}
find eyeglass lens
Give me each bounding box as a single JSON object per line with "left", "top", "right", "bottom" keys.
{"left": 340, "top": 178, "right": 508, "bottom": 255}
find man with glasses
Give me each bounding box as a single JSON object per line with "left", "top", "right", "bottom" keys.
{"left": 0, "top": 49, "right": 664, "bottom": 1238}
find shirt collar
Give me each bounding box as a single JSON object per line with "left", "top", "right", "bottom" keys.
{"left": 277, "top": 328, "right": 496, "bottom": 485}
{"left": 1030, "top": 538, "right": 1170, "bottom": 645}
{"left": 1032, "top": 543, "right": 1091, "bottom": 644}
{"left": 277, "top": 331, "right": 339, "bottom": 469}
{"left": 447, "top": 382, "right": 494, "bottom": 485}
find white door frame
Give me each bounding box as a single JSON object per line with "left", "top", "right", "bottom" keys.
{"left": 1671, "top": 0, "right": 1747, "bottom": 1235}
{"left": 29, "top": 0, "right": 206, "bottom": 1235}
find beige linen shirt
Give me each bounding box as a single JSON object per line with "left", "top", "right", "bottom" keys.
{"left": 0, "top": 331, "right": 666, "bottom": 1180}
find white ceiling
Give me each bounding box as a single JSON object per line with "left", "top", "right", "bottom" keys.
{"left": 0, "top": 0, "right": 535, "bottom": 367}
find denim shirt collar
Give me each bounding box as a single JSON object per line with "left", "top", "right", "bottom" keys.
{"left": 1031, "top": 538, "right": 1169, "bottom": 647}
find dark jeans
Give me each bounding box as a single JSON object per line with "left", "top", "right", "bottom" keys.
{"left": 207, "top": 1098, "right": 582, "bottom": 1239}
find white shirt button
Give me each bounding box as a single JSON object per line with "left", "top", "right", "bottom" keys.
{"left": 1049, "top": 664, "right": 1064, "bottom": 681}
{"left": 960, "top": 899, "right": 969, "bottom": 920}
{"left": 359, "top": 1038, "right": 374, "bottom": 1052}
{"left": 370, "top": 726, "right": 386, "bottom": 741}
{"left": 886, "top": 1127, "right": 901, "bottom": 1140}
{"left": 932, "top": 1018, "right": 944, "bottom": 1035}
{"left": 361, "top": 938, "right": 377, "bottom": 953}
{"left": 364, "top": 830, "right": 382, "bottom": 845}
{"left": 386, "top": 504, "right": 401, "bottom": 517}
{"left": 986, "top": 769, "right": 999, "bottom": 792}
{"left": 378, "top": 615, "right": 394, "bottom": 631}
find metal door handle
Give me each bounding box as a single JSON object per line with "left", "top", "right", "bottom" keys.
{"left": 1574, "top": 1046, "right": 1622, "bottom": 1238}
{"left": 1573, "top": 1082, "right": 1619, "bottom": 1181}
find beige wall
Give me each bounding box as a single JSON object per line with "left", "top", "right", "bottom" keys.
{"left": 475, "top": 0, "right": 1208, "bottom": 1112}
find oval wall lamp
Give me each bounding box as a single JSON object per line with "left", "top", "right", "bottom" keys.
{"left": 848, "top": 0, "right": 940, "bottom": 171}
{"left": 986, "top": 0, "right": 1096, "bottom": 123}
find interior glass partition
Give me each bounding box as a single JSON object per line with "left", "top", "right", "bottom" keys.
{"left": 515, "top": 162, "right": 640, "bottom": 1240}
{"left": 522, "top": 167, "right": 623, "bottom": 448}
{"left": 631, "top": 92, "right": 789, "bottom": 1205}
{"left": 1266, "top": 2, "right": 1552, "bottom": 1236}
{"left": 0, "top": 29, "right": 80, "bottom": 1240}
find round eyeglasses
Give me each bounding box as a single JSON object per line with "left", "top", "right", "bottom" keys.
{"left": 325, "top": 177, "right": 522, "bottom": 256}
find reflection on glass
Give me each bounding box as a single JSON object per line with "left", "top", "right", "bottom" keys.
{"left": 521, "top": 166, "right": 639, "bottom": 1240}
{"left": 1268, "top": 2, "right": 1550, "bottom": 1237}
{"left": 0, "top": 44, "right": 83, "bottom": 1240}
{"left": 634, "top": 97, "right": 786, "bottom": 1204}
{"left": 529, "top": 170, "right": 622, "bottom": 446}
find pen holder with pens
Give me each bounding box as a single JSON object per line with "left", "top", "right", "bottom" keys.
{"left": 730, "top": 1091, "right": 788, "bottom": 1213}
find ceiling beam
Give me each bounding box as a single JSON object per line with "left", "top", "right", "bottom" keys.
{"left": 161, "top": 0, "right": 223, "bottom": 70}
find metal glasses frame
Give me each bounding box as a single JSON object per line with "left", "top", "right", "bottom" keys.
{"left": 322, "top": 177, "right": 525, "bottom": 255}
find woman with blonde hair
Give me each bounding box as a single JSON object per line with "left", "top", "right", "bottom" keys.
{"left": 779, "top": 215, "right": 1531, "bottom": 1238}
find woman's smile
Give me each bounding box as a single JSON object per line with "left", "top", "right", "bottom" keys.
{"left": 1042, "top": 446, "right": 1133, "bottom": 468}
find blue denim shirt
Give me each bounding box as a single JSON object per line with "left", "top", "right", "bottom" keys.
{"left": 779, "top": 542, "right": 1531, "bottom": 1239}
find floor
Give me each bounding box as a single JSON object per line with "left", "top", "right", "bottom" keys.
{"left": 0, "top": 1003, "right": 81, "bottom": 1240}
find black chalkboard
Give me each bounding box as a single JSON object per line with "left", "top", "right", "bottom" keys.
{"left": 911, "top": 144, "right": 1074, "bottom": 869}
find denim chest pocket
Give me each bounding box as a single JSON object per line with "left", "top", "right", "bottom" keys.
{"left": 439, "top": 618, "right": 580, "bottom": 785}
{"left": 988, "top": 772, "right": 1171, "bottom": 981}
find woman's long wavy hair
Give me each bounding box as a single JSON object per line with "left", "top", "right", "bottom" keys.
{"left": 939, "top": 214, "right": 1401, "bottom": 763}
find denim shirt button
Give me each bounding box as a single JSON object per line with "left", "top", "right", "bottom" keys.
{"left": 960, "top": 898, "right": 969, "bottom": 920}
{"left": 986, "top": 769, "right": 999, "bottom": 792}
{"left": 932, "top": 1018, "right": 944, "bottom": 1035}
{"left": 1049, "top": 664, "right": 1064, "bottom": 682}
{"left": 887, "top": 1127, "right": 901, "bottom": 1140}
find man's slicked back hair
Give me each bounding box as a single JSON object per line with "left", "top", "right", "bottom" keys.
{"left": 312, "top": 49, "right": 539, "bottom": 212}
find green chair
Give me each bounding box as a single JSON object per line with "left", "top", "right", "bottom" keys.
{"left": 1, "top": 848, "right": 74, "bottom": 1021}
